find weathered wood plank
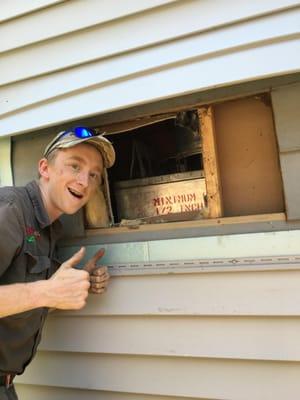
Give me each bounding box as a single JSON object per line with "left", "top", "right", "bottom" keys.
{"left": 198, "top": 106, "right": 223, "bottom": 218}
{"left": 0, "top": 137, "right": 13, "bottom": 186}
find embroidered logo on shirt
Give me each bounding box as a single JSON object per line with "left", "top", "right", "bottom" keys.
{"left": 25, "top": 226, "right": 41, "bottom": 243}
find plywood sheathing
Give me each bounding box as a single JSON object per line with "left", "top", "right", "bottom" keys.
{"left": 214, "top": 95, "right": 284, "bottom": 217}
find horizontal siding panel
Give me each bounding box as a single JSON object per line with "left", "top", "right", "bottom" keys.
{"left": 0, "top": 0, "right": 63, "bottom": 23}
{"left": 1, "top": 36, "right": 300, "bottom": 136}
{"left": 272, "top": 82, "right": 300, "bottom": 152}
{"left": 278, "top": 151, "right": 300, "bottom": 219}
{"left": 1, "top": 1, "right": 299, "bottom": 86}
{"left": 2, "top": 8, "right": 300, "bottom": 117}
{"left": 40, "top": 315, "right": 300, "bottom": 362}
{"left": 56, "top": 269, "right": 300, "bottom": 316}
{"left": 16, "top": 384, "right": 203, "bottom": 400}
{"left": 272, "top": 82, "right": 300, "bottom": 220}
{"left": 0, "top": 0, "right": 176, "bottom": 53}
{"left": 16, "top": 351, "right": 300, "bottom": 399}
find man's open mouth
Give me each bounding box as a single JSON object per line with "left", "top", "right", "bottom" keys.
{"left": 68, "top": 188, "right": 84, "bottom": 199}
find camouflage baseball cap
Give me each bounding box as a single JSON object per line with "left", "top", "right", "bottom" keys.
{"left": 43, "top": 126, "right": 115, "bottom": 168}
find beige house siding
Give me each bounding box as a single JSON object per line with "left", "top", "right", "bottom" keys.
{"left": 272, "top": 82, "right": 300, "bottom": 220}
{"left": 1, "top": 0, "right": 300, "bottom": 136}
{"left": 1, "top": 1, "right": 300, "bottom": 399}
{"left": 16, "top": 266, "right": 300, "bottom": 399}
{"left": 16, "top": 229, "right": 300, "bottom": 399}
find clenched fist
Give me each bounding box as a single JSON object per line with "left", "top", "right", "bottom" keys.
{"left": 83, "top": 249, "right": 110, "bottom": 294}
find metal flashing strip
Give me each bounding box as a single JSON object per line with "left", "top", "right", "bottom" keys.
{"left": 107, "top": 255, "right": 300, "bottom": 276}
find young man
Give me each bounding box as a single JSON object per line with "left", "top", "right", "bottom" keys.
{"left": 0, "top": 126, "right": 115, "bottom": 399}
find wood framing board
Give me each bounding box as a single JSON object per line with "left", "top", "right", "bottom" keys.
{"left": 96, "top": 113, "right": 176, "bottom": 135}
{"left": 198, "top": 106, "right": 223, "bottom": 218}
{"left": 0, "top": 137, "right": 13, "bottom": 186}
{"left": 58, "top": 212, "right": 300, "bottom": 245}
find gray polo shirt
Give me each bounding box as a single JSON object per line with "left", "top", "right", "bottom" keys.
{"left": 0, "top": 180, "right": 62, "bottom": 375}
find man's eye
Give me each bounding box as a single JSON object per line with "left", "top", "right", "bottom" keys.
{"left": 71, "top": 164, "right": 80, "bottom": 172}
{"left": 89, "top": 172, "right": 99, "bottom": 181}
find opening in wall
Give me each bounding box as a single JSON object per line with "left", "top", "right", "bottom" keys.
{"left": 85, "top": 92, "right": 285, "bottom": 229}
{"left": 108, "top": 111, "right": 206, "bottom": 224}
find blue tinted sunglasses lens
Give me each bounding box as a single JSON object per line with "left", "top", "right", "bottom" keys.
{"left": 45, "top": 126, "right": 98, "bottom": 157}
{"left": 73, "top": 127, "right": 96, "bottom": 138}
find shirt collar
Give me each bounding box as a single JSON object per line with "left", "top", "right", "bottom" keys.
{"left": 25, "top": 180, "right": 62, "bottom": 236}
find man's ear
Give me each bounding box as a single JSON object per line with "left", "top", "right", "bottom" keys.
{"left": 38, "top": 158, "right": 50, "bottom": 180}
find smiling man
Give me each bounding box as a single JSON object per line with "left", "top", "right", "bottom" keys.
{"left": 0, "top": 126, "right": 115, "bottom": 399}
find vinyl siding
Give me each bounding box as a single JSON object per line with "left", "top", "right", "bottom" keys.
{"left": 1, "top": 0, "right": 300, "bottom": 135}
{"left": 272, "top": 82, "right": 300, "bottom": 220}
{"left": 3, "top": 1, "right": 300, "bottom": 398}
{"left": 16, "top": 230, "right": 300, "bottom": 399}
{"left": 16, "top": 270, "right": 300, "bottom": 399}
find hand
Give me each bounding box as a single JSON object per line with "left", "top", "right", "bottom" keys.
{"left": 47, "top": 247, "right": 90, "bottom": 310}
{"left": 83, "top": 249, "right": 110, "bottom": 294}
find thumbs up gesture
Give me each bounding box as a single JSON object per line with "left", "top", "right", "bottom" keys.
{"left": 83, "top": 249, "right": 110, "bottom": 294}
{"left": 47, "top": 247, "right": 90, "bottom": 310}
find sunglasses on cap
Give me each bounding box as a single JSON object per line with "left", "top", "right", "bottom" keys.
{"left": 44, "top": 126, "right": 99, "bottom": 157}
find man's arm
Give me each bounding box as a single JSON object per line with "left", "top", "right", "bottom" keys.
{"left": 0, "top": 280, "right": 52, "bottom": 318}
{"left": 0, "top": 248, "right": 90, "bottom": 318}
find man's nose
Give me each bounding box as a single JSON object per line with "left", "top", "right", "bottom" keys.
{"left": 77, "top": 171, "right": 89, "bottom": 187}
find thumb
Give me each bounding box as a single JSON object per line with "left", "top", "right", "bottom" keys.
{"left": 83, "top": 248, "right": 105, "bottom": 273}
{"left": 60, "top": 247, "right": 86, "bottom": 270}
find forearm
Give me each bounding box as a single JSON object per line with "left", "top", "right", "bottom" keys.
{"left": 0, "top": 249, "right": 94, "bottom": 317}
{"left": 0, "top": 281, "right": 48, "bottom": 318}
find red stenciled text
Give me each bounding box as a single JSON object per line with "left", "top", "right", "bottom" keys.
{"left": 152, "top": 192, "right": 204, "bottom": 215}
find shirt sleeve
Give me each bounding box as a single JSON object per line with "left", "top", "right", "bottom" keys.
{"left": 0, "top": 201, "right": 23, "bottom": 278}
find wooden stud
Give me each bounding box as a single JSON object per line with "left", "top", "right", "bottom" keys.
{"left": 198, "top": 106, "right": 223, "bottom": 218}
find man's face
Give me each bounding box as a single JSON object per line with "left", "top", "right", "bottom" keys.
{"left": 41, "top": 143, "right": 104, "bottom": 219}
